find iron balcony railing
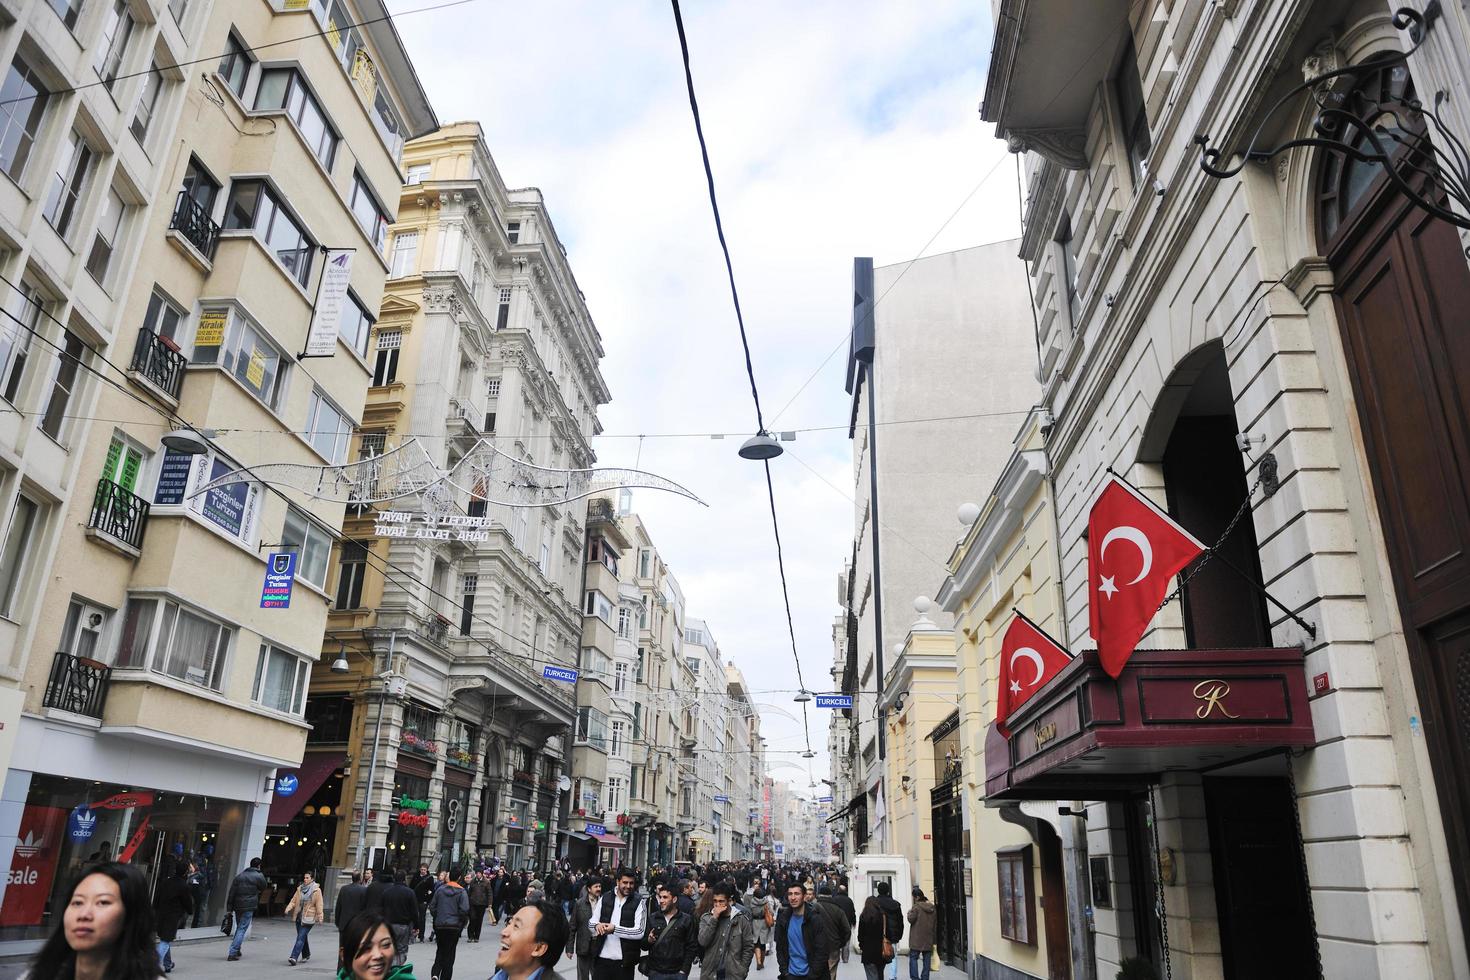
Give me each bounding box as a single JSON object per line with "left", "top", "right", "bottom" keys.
{"left": 88, "top": 478, "right": 150, "bottom": 552}
{"left": 43, "top": 651, "right": 111, "bottom": 719}
{"left": 169, "top": 191, "right": 220, "bottom": 259}
{"left": 129, "top": 328, "right": 187, "bottom": 400}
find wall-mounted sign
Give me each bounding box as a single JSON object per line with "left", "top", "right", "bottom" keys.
{"left": 396, "top": 795, "right": 430, "bottom": 829}
{"left": 818, "top": 796, "right": 832, "bottom": 803}
{"left": 195, "top": 309, "right": 227, "bottom": 348}
{"left": 542, "top": 665, "right": 578, "bottom": 684}
{"left": 815, "top": 694, "right": 852, "bottom": 709}
{"left": 260, "top": 552, "right": 297, "bottom": 609}
{"left": 713, "top": 794, "right": 730, "bottom": 803}
{"left": 275, "top": 774, "right": 299, "bottom": 797}
{"left": 584, "top": 822, "right": 606, "bottom": 836}
{"left": 304, "top": 249, "right": 355, "bottom": 357}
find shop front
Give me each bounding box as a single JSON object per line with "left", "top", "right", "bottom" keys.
{"left": 383, "top": 763, "right": 432, "bottom": 874}
{"left": 438, "top": 774, "right": 472, "bottom": 873}
{"left": 985, "top": 646, "right": 1318, "bottom": 980}
{"left": 262, "top": 751, "right": 347, "bottom": 889}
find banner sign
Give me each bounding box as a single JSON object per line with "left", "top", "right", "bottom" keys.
{"left": 275, "top": 773, "right": 300, "bottom": 797}
{"left": 584, "top": 822, "right": 606, "bottom": 836}
{"left": 818, "top": 796, "right": 833, "bottom": 803}
{"left": 714, "top": 794, "right": 730, "bottom": 803}
{"left": 304, "top": 249, "right": 355, "bottom": 357}
{"left": 260, "top": 552, "right": 297, "bottom": 609}
{"left": 542, "top": 665, "right": 578, "bottom": 684}
{"left": 375, "top": 510, "right": 500, "bottom": 543}
{"left": 815, "top": 694, "right": 853, "bottom": 709}
{"left": 0, "top": 805, "right": 66, "bottom": 926}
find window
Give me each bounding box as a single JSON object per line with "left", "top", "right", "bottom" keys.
{"left": 610, "top": 721, "right": 625, "bottom": 758}
{"left": 152, "top": 448, "right": 262, "bottom": 545}
{"left": 371, "top": 88, "right": 406, "bottom": 160}
{"left": 130, "top": 62, "right": 164, "bottom": 143}
{"left": 0, "top": 495, "right": 40, "bottom": 618}
{"left": 485, "top": 411, "right": 496, "bottom": 434}
{"left": 281, "top": 506, "right": 331, "bottom": 589}
{"left": 539, "top": 525, "right": 553, "bottom": 577}
{"left": 101, "top": 435, "right": 148, "bottom": 493}
{"left": 617, "top": 607, "right": 632, "bottom": 640}
{"left": 191, "top": 306, "right": 289, "bottom": 410}
{"left": 638, "top": 548, "right": 652, "bottom": 579}
{"left": 217, "top": 33, "right": 252, "bottom": 97}
{"left": 168, "top": 0, "right": 189, "bottom": 24}
{"left": 389, "top": 230, "right": 418, "bottom": 278}
{"left": 614, "top": 662, "right": 629, "bottom": 693}
{"left": 495, "top": 288, "right": 510, "bottom": 330}
{"left": 372, "top": 329, "right": 400, "bottom": 386}
{"left": 459, "top": 573, "right": 477, "bottom": 636}
{"left": 486, "top": 378, "right": 500, "bottom": 399}
{"left": 115, "top": 595, "right": 232, "bottom": 690}
{"left": 252, "top": 644, "right": 308, "bottom": 714}
{"left": 582, "top": 646, "right": 609, "bottom": 682}
{"left": 43, "top": 129, "right": 93, "bottom": 237}
{"left": 587, "top": 536, "right": 619, "bottom": 575}
{"left": 305, "top": 694, "right": 354, "bottom": 743}
{"left": 997, "top": 846, "right": 1035, "bottom": 944}
{"left": 349, "top": 171, "right": 388, "bottom": 250}
{"left": 635, "top": 648, "right": 645, "bottom": 683}
{"left": 405, "top": 163, "right": 430, "bottom": 185}
{"left": 39, "top": 331, "right": 84, "bottom": 441}
{"left": 181, "top": 156, "right": 218, "bottom": 214}
{"left": 142, "top": 288, "right": 184, "bottom": 340}
{"left": 254, "top": 68, "right": 336, "bottom": 169}
{"left": 0, "top": 279, "right": 41, "bottom": 403}
{"left": 87, "top": 188, "right": 127, "bottom": 283}
{"left": 305, "top": 388, "right": 351, "bottom": 464}
{"left": 48, "top": 0, "right": 83, "bottom": 30}
{"left": 576, "top": 706, "right": 608, "bottom": 749}
{"left": 0, "top": 56, "right": 49, "bottom": 181}
{"left": 340, "top": 291, "right": 373, "bottom": 358}
{"left": 95, "top": 0, "right": 135, "bottom": 92}
{"left": 60, "top": 598, "right": 109, "bottom": 661}
{"left": 506, "top": 222, "right": 520, "bottom": 244}
{"left": 334, "top": 540, "right": 367, "bottom": 609}
{"left": 607, "top": 775, "right": 624, "bottom": 813}
{"left": 632, "top": 702, "right": 642, "bottom": 740}
{"left": 223, "top": 180, "right": 314, "bottom": 286}
{"left": 584, "top": 590, "right": 613, "bottom": 625}
{"left": 1114, "top": 36, "right": 1151, "bottom": 186}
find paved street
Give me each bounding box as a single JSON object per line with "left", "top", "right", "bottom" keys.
{"left": 0, "top": 914, "right": 968, "bottom": 980}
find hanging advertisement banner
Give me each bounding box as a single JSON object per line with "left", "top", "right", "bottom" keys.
{"left": 0, "top": 805, "right": 67, "bottom": 926}
{"left": 260, "top": 552, "right": 298, "bottom": 609}
{"left": 304, "top": 249, "right": 355, "bottom": 357}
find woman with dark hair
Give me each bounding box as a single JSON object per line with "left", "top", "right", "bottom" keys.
{"left": 857, "top": 896, "right": 891, "bottom": 980}
{"left": 152, "top": 859, "right": 194, "bottom": 974}
{"left": 23, "top": 862, "right": 162, "bottom": 980}
{"left": 338, "top": 911, "right": 417, "bottom": 979}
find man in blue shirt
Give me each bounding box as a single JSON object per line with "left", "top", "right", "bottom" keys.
{"left": 493, "top": 899, "right": 572, "bottom": 980}
{"left": 774, "top": 882, "right": 831, "bottom": 980}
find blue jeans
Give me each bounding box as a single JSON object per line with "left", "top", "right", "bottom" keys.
{"left": 908, "top": 950, "right": 930, "bottom": 980}
{"left": 290, "top": 921, "right": 314, "bottom": 960}
{"left": 156, "top": 939, "right": 173, "bottom": 971}
{"left": 650, "top": 971, "right": 687, "bottom": 980}
{"left": 228, "top": 909, "right": 254, "bottom": 957}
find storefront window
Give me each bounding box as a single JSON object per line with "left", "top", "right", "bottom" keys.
{"left": 385, "top": 771, "right": 430, "bottom": 873}
{"left": 438, "top": 784, "right": 470, "bottom": 872}
{"left": 0, "top": 774, "right": 247, "bottom": 941}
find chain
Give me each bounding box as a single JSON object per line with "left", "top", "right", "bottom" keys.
{"left": 1147, "top": 783, "right": 1173, "bottom": 980}
{"left": 1282, "top": 751, "right": 1325, "bottom": 979}
{"left": 1156, "top": 475, "right": 1262, "bottom": 613}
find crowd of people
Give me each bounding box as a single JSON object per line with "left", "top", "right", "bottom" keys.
{"left": 21, "top": 858, "right": 940, "bottom": 980}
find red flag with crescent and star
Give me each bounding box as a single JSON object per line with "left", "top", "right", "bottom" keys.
{"left": 995, "top": 613, "right": 1073, "bottom": 737}
{"left": 1088, "top": 477, "right": 1205, "bottom": 678}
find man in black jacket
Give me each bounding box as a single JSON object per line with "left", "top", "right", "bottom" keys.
{"left": 872, "top": 881, "right": 903, "bottom": 952}
{"left": 336, "top": 871, "right": 369, "bottom": 936}
{"left": 224, "top": 857, "right": 268, "bottom": 961}
{"left": 411, "top": 864, "right": 436, "bottom": 942}
{"left": 814, "top": 884, "right": 852, "bottom": 978}
{"left": 366, "top": 865, "right": 395, "bottom": 912}
{"left": 383, "top": 871, "right": 422, "bottom": 966}
{"left": 829, "top": 886, "right": 856, "bottom": 964}
{"left": 774, "top": 882, "right": 831, "bottom": 980}
{"left": 589, "top": 868, "right": 645, "bottom": 980}
{"left": 642, "top": 883, "right": 697, "bottom": 980}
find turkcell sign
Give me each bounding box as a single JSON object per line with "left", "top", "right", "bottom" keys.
{"left": 542, "top": 665, "right": 578, "bottom": 684}
{"left": 815, "top": 694, "right": 853, "bottom": 709}
{"left": 714, "top": 794, "right": 731, "bottom": 803}
{"left": 260, "top": 552, "right": 297, "bottom": 608}
{"left": 584, "top": 823, "right": 607, "bottom": 836}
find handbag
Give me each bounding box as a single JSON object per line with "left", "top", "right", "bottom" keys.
{"left": 881, "top": 917, "right": 893, "bottom": 963}
{"left": 220, "top": 911, "right": 234, "bottom": 936}
{"left": 763, "top": 900, "right": 775, "bottom": 929}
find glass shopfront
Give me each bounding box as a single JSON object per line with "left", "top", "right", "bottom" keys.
{"left": 438, "top": 783, "right": 471, "bottom": 873}
{"left": 384, "top": 771, "right": 430, "bottom": 874}
{"left": 0, "top": 774, "right": 247, "bottom": 941}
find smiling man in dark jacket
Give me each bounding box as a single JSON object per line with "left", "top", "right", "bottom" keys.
{"left": 643, "top": 882, "right": 698, "bottom": 980}
{"left": 774, "top": 881, "right": 831, "bottom": 980}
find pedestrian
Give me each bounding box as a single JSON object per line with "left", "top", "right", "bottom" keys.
{"left": 412, "top": 864, "right": 436, "bottom": 942}
{"left": 186, "top": 860, "right": 207, "bottom": 930}
{"left": 743, "top": 883, "right": 776, "bottom": 971}
{"left": 588, "top": 868, "right": 645, "bottom": 980}
{"left": 22, "top": 862, "right": 161, "bottom": 980}
{"left": 676, "top": 879, "right": 696, "bottom": 918}
{"left": 857, "top": 898, "right": 891, "bottom": 980}
{"left": 501, "top": 871, "right": 527, "bottom": 924}
{"left": 528, "top": 873, "right": 546, "bottom": 904}
{"left": 383, "top": 870, "right": 423, "bottom": 966}
{"left": 830, "top": 886, "right": 856, "bottom": 964}
{"left": 152, "top": 858, "right": 193, "bottom": 975}
{"left": 698, "top": 883, "right": 755, "bottom": 980}
{"left": 641, "top": 882, "right": 698, "bottom": 980}
{"left": 774, "top": 881, "right": 831, "bottom": 980}
{"left": 428, "top": 871, "right": 471, "bottom": 980}
{"left": 814, "top": 885, "right": 852, "bottom": 978}
{"left": 468, "top": 870, "right": 493, "bottom": 942}
{"left": 284, "top": 869, "right": 324, "bottom": 966}
{"left": 567, "top": 875, "right": 603, "bottom": 980}
{"left": 905, "top": 889, "right": 935, "bottom": 980}
{"left": 224, "top": 856, "right": 269, "bottom": 961}
{"left": 493, "top": 900, "right": 572, "bottom": 980}
{"left": 338, "top": 871, "right": 370, "bottom": 950}
{"left": 872, "top": 880, "right": 903, "bottom": 980}
{"left": 339, "top": 911, "right": 416, "bottom": 980}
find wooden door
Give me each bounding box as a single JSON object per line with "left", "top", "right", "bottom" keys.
{"left": 1328, "top": 168, "right": 1470, "bottom": 939}
{"left": 1039, "top": 831, "right": 1071, "bottom": 980}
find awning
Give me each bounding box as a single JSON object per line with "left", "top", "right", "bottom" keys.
{"left": 588, "top": 831, "right": 626, "bottom": 848}
{"left": 824, "top": 799, "right": 856, "bottom": 824}
{"left": 986, "top": 647, "right": 1315, "bottom": 801}
{"left": 560, "top": 830, "right": 592, "bottom": 841}
{"left": 268, "top": 752, "right": 347, "bottom": 827}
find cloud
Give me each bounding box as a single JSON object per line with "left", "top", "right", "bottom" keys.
{"left": 393, "top": 0, "right": 1018, "bottom": 793}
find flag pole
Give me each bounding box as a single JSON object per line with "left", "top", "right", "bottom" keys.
{"left": 1009, "top": 607, "right": 1074, "bottom": 658}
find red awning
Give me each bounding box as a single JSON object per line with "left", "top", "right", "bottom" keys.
{"left": 267, "top": 752, "right": 347, "bottom": 827}
{"left": 589, "top": 831, "right": 627, "bottom": 848}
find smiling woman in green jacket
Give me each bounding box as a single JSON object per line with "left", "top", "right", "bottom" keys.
{"left": 338, "top": 912, "right": 417, "bottom": 980}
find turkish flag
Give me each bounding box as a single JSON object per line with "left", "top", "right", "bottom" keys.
{"left": 995, "top": 614, "right": 1072, "bottom": 737}
{"left": 1088, "top": 477, "right": 1204, "bottom": 677}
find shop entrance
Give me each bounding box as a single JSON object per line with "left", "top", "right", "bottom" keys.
{"left": 928, "top": 781, "right": 967, "bottom": 966}
{"left": 1203, "top": 775, "right": 1315, "bottom": 979}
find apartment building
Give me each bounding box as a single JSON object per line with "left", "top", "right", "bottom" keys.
{"left": 724, "top": 660, "right": 762, "bottom": 862}
{"left": 0, "top": 0, "right": 434, "bottom": 942}
{"left": 303, "top": 121, "right": 608, "bottom": 877}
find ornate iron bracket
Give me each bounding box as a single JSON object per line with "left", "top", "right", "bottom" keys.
{"left": 1194, "top": 2, "right": 1470, "bottom": 231}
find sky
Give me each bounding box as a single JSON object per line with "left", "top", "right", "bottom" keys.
{"left": 392, "top": 0, "right": 1022, "bottom": 799}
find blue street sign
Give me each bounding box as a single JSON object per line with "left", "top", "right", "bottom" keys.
{"left": 542, "top": 665, "right": 578, "bottom": 684}
{"left": 714, "top": 794, "right": 730, "bottom": 803}
{"left": 275, "top": 773, "right": 299, "bottom": 797}
{"left": 584, "top": 822, "right": 607, "bottom": 836}
{"left": 260, "top": 552, "right": 297, "bottom": 608}
{"left": 818, "top": 796, "right": 833, "bottom": 803}
{"left": 815, "top": 694, "right": 853, "bottom": 709}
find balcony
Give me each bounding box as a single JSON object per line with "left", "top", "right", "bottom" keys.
{"left": 168, "top": 191, "right": 220, "bottom": 260}
{"left": 43, "top": 651, "right": 111, "bottom": 719}
{"left": 128, "top": 328, "right": 187, "bottom": 402}
{"left": 446, "top": 742, "right": 477, "bottom": 771}
{"left": 87, "top": 479, "right": 150, "bottom": 554}
{"left": 446, "top": 397, "right": 482, "bottom": 446}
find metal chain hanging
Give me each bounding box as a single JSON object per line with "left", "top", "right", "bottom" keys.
{"left": 1148, "top": 783, "right": 1173, "bottom": 980}
{"left": 1156, "top": 473, "right": 1262, "bottom": 613}
{"left": 1283, "top": 750, "right": 1326, "bottom": 979}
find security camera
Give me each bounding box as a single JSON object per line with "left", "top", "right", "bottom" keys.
{"left": 1236, "top": 432, "right": 1266, "bottom": 452}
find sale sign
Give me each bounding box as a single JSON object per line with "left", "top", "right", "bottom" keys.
{"left": 0, "top": 805, "right": 66, "bottom": 926}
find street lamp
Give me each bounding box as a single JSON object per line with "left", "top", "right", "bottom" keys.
{"left": 738, "top": 432, "right": 783, "bottom": 461}
{"left": 793, "top": 689, "right": 813, "bottom": 703}
{"left": 345, "top": 633, "right": 405, "bottom": 872}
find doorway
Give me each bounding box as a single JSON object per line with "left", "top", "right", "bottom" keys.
{"left": 929, "top": 782, "right": 968, "bottom": 966}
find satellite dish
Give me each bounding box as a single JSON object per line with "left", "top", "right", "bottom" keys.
{"left": 558, "top": 775, "right": 572, "bottom": 792}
